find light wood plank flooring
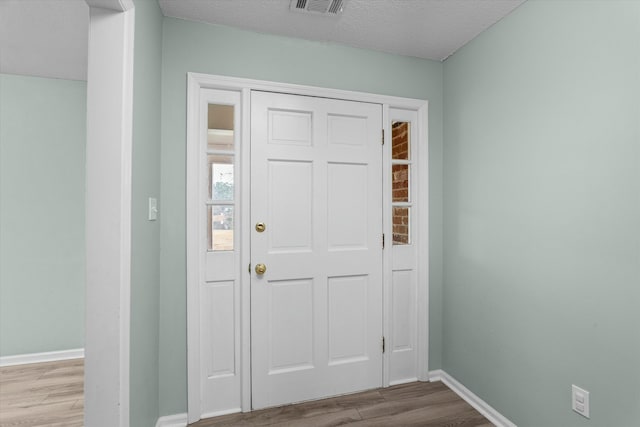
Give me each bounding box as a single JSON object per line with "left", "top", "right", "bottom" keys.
{"left": 0, "top": 359, "right": 83, "bottom": 427}
{"left": 1, "top": 360, "right": 491, "bottom": 427}
{"left": 191, "top": 381, "right": 492, "bottom": 427}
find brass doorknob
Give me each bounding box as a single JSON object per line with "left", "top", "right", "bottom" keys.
{"left": 255, "top": 222, "right": 266, "bottom": 233}
{"left": 255, "top": 263, "right": 267, "bottom": 275}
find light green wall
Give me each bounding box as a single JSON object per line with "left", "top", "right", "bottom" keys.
{"left": 443, "top": 1, "right": 640, "bottom": 426}
{"left": 0, "top": 74, "right": 86, "bottom": 356}
{"left": 159, "top": 17, "right": 444, "bottom": 415}
{"left": 130, "top": 0, "right": 163, "bottom": 425}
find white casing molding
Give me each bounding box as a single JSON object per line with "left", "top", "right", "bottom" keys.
{"left": 186, "top": 72, "right": 429, "bottom": 422}
{"left": 86, "top": 0, "right": 134, "bottom": 12}
{"left": 416, "top": 104, "right": 430, "bottom": 382}
{"left": 0, "top": 349, "right": 85, "bottom": 367}
{"left": 85, "top": 2, "right": 134, "bottom": 426}
{"left": 155, "top": 413, "right": 188, "bottom": 427}
{"left": 429, "top": 370, "right": 517, "bottom": 427}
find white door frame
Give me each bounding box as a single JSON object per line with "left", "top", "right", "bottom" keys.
{"left": 186, "top": 72, "right": 429, "bottom": 422}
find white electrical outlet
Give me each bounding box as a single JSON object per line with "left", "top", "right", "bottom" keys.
{"left": 572, "top": 385, "right": 590, "bottom": 418}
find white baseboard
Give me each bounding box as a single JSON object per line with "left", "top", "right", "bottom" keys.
{"left": 156, "top": 409, "right": 241, "bottom": 427}
{"left": 157, "top": 372, "right": 515, "bottom": 427}
{"left": 429, "top": 369, "right": 517, "bottom": 427}
{"left": 0, "top": 348, "right": 84, "bottom": 367}
{"left": 155, "top": 413, "right": 187, "bottom": 427}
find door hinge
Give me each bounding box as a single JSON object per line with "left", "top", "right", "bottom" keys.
{"left": 382, "top": 233, "right": 385, "bottom": 249}
{"left": 382, "top": 336, "right": 386, "bottom": 353}
{"left": 381, "top": 129, "right": 385, "bottom": 145}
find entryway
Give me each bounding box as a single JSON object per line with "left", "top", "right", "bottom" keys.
{"left": 186, "top": 74, "right": 429, "bottom": 424}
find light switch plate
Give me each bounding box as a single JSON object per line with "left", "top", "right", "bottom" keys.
{"left": 572, "top": 385, "right": 590, "bottom": 418}
{"left": 148, "top": 197, "right": 158, "bottom": 221}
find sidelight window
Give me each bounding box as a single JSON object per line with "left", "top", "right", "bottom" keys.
{"left": 207, "top": 104, "right": 235, "bottom": 251}
{"left": 391, "top": 121, "right": 412, "bottom": 245}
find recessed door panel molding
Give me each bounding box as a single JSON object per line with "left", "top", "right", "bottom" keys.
{"left": 328, "top": 114, "right": 367, "bottom": 146}
{"left": 328, "top": 275, "right": 369, "bottom": 365}
{"left": 267, "top": 160, "right": 313, "bottom": 252}
{"left": 390, "top": 269, "right": 418, "bottom": 383}
{"left": 267, "top": 278, "right": 315, "bottom": 374}
{"left": 268, "top": 109, "right": 313, "bottom": 146}
{"left": 391, "top": 270, "right": 414, "bottom": 352}
{"left": 327, "top": 162, "right": 368, "bottom": 250}
{"left": 202, "top": 281, "right": 236, "bottom": 379}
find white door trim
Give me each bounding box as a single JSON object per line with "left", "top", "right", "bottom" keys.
{"left": 186, "top": 72, "right": 429, "bottom": 422}
{"left": 416, "top": 104, "right": 430, "bottom": 381}
{"left": 85, "top": 1, "right": 135, "bottom": 426}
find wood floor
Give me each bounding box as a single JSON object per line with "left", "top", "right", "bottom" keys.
{"left": 0, "top": 359, "right": 84, "bottom": 427}
{"left": 192, "top": 381, "right": 492, "bottom": 427}
{"left": 0, "top": 360, "right": 491, "bottom": 427}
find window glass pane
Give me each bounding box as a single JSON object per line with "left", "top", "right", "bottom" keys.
{"left": 392, "top": 121, "right": 410, "bottom": 160}
{"left": 208, "top": 155, "right": 234, "bottom": 201}
{"left": 392, "top": 206, "right": 410, "bottom": 245}
{"left": 392, "top": 164, "right": 409, "bottom": 203}
{"left": 208, "top": 205, "right": 234, "bottom": 251}
{"left": 208, "top": 104, "right": 234, "bottom": 151}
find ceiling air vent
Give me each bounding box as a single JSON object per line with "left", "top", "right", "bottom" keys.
{"left": 290, "top": 0, "right": 346, "bottom": 15}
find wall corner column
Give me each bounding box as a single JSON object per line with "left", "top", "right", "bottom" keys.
{"left": 85, "top": 1, "right": 134, "bottom": 425}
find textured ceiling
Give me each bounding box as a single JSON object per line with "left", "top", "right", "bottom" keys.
{"left": 0, "top": 0, "right": 89, "bottom": 81}
{"left": 158, "top": 0, "right": 525, "bottom": 61}
{"left": 0, "top": 0, "right": 525, "bottom": 81}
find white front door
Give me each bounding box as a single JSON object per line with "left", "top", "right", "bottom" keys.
{"left": 250, "top": 91, "right": 383, "bottom": 409}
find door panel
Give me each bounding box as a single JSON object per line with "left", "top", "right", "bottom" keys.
{"left": 268, "top": 110, "right": 313, "bottom": 145}
{"left": 268, "top": 278, "right": 314, "bottom": 374}
{"left": 328, "top": 114, "right": 368, "bottom": 146}
{"left": 327, "top": 275, "right": 369, "bottom": 365}
{"left": 267, "top": 160, "right": 313, "bottom": 252}
{"left": 202, "top": 281, "right": 236, "bottom": 378}
{"left": 251, "top": 91, "right": 383, "bottom": 409}
{"left": 327, "top": 162, "right": 368, "bottom": 249}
